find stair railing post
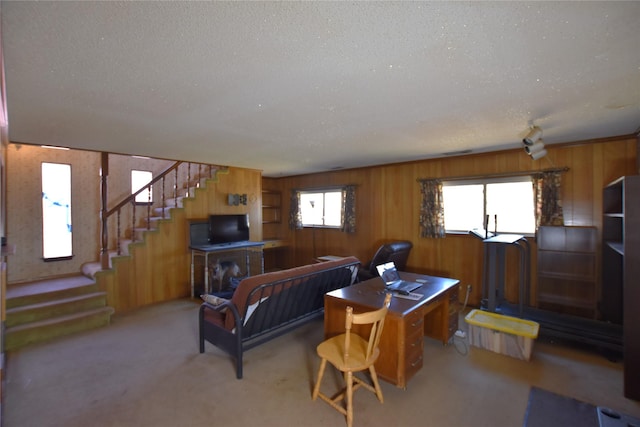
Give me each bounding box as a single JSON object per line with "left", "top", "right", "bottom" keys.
{"left": 174, "top": 167, "right": 178, "bottom": 207}
{"left": 146, "top": 184, "right": 151, "bottom": 230}
{"left": 100, "top": 152, "right": 110, "bottom": 270}
{"left": 187, "top": 162, "right": 192, "bottom": 197}
{"left": 131, "top": 200, "right": 137, "bottom": 242}
{"left": 161, "top": 176, "right": 166, "bottom": 219}
{"left": 116, "top": 210, "right": 121, "bottom": 256}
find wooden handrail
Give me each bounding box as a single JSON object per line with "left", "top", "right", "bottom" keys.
{"left": 99, "top": 160, "right": 223, "bottom": 269}
{"left": 104, "top": 161, "right": 184, "bottom": 218}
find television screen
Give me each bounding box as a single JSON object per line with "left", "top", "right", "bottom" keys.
{"left": 209, "top": 214, "right": 250, "bottom": 244}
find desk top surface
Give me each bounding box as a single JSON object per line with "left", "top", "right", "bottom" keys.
{"left": 326, "top": 272, "right": 459, "bottom": 316}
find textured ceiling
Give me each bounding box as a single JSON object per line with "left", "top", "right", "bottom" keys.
{"left": 2, "top": 1, "right": 639, "bottom": 177}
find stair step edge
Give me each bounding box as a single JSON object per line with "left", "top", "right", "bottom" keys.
{"left": 7, "top": 277, "right": 98, "bottom": 300}
{"left": 6, "top": 292, "right": 108, "bottom": 314}
{"left": 5, "top": 307, "right": 115, "bottom": 333}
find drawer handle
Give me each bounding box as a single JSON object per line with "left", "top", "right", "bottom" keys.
{"left": 411, "top": 338, "right": 423, "bottom": 347}
{"left": 411, "top": 318, "right": 424, "bottom": 328}
{"left": 411, "top": 355, "right": 423, "bottom": 367}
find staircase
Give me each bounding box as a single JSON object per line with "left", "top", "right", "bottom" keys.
{"left": 80, "top": 165, "right": 203, "bottom": 279}
{"left": 5, "top": 276, "right": 114, "bottom": 350}
{"left": 4, "top": 161, "right": 224, "bottom": 350}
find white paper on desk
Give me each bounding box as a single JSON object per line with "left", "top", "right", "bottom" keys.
{"left": 393, "top": 292, "right": 423, "bottom": 301}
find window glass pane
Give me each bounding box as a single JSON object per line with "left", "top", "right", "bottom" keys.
{"left": 132, "top": 170, "right": 153, "bottom": 203}
{"left": 443, "top": 184, "right": 484, "bottom": 231}
{"left": 42, "top": 162, "right": 72, "bottom": 259}
{"left": 300, "top": 192, "right": 324, "bottom": 226}
{"left": 300, "top": 190, "right": 343, "bottom": 227}
{"left": 323, "top": 191, "right": 342, "bottom": 226}
{"left": 486, "top": 182, "right": 535, "bottom": 234}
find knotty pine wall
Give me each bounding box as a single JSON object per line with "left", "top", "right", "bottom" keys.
{"left": 264, "top": 135, "right": 637, "bottom": 308}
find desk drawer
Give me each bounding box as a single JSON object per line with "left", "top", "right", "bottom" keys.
{"left": 405, "top": 331, "right": 424, "bottom": 362}
{"left": 404, "top": 308, "right": 425, "bottom": 376}
{"left": 405, "top": 348, "right": 423, "bottom": 378}
{"left": 406, "top": 310, "right": 425, "bottom": 333}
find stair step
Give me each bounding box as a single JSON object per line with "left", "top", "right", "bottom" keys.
{"left": 164, "top": 196, "right": 186, "bottom": 208}
{"left": 153, "top": 206, "right": 174, "bottom": 218}
{"left": 6, "top": 292, "right": 108, "bottom": 327}
{"left": 4, "top": 307, "right": 114, "bottom": 351}
{"left": 6, "top": 276, "right": 99, "bottom": 309}
{"left": 144, "top": 216, "right": 167, "bottom": 225}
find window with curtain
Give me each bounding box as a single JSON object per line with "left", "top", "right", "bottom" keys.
{"left": 419, "top": 169, "right": 565, "bottom": 238}
{"left": 442, "top": 178, "right": 536, "bottom": 235}
{"left": 288, "top": 185, "right": 356, "bottom": 233}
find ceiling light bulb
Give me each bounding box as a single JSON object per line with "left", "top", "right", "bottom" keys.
{"left": 523, "top": 127, "right": 543, "bottom": 145}
{"left": 530, "top": 148, "right": 548, "bottom": 160}
{"left": 525, "top": 141, "right": 545, "bottom": 155}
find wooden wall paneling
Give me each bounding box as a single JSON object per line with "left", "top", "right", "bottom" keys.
{"left": 109, "top": 254, "right": 132, "bottom": 312}
{"left": 591, "top": 143, "right": 605, "bottom": 238}
{"left": 569, "top": 145, "right": 595, "bottom": 226}
{"left": 265, "top": 136, "right": 637, "bottom": 312}
{"left": 380, "top": 164, "right": 414, "bottom": 244}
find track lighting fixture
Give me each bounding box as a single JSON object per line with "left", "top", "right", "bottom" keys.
{"left": 522, "top": 126, "right": 547, "bottom": 160}
{"left": 523, "top": 126, "right": 543, "bottom": 145}
{"left": 529, "top": 148, "right": 548, "bottom": 160}
{"left": 525, "top": 141, "right": 545, "bottom": 155}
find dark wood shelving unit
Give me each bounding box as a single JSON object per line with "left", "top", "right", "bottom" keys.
{"left": 602, "top": 175, "right": 640, "bottom": 401}
{"left": 537, "top": 226, "right": 598, "bottom": 319}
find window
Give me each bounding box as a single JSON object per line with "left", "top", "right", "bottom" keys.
{"left": 442, "top": 177, "right": 535, "bottom": 235}
{"left": 300, "top": 190, "right": 342, "bottom": 227}
{"left": 131, "top": 170, "right": 153, "bottom": 204}
{"left": 42, "top": 162, "right": 72, "bottom": 259}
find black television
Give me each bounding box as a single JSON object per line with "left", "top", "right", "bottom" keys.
{"left": 209, "top": 214, "right": 250, "bottom": 244}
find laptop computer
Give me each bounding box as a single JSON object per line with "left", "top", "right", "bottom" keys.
{"left": 376, "top": 262, "right": 422, "bottom": 294}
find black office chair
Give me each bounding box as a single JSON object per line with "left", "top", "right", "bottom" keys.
{"left": 357, "top": 240, "right": 413, "bottom": 282}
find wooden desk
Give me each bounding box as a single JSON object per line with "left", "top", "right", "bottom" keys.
{"left": 324, "top": 272, "right": 460, "bottom": 389}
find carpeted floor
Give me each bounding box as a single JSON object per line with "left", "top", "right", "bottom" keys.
{"left": 4, "top": 299, "right": 640, "bottom": 427}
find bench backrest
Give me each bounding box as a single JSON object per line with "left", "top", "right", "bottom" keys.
{"left": 225, "top": 256, "right": 360, "bottom": 334}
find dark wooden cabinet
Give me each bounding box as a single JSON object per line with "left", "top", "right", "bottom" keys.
{"left": 537, "top": 226, "right": 598, "bottom": 319}
{"left": 602, "top": 175, "right": 640, "bottom": 400}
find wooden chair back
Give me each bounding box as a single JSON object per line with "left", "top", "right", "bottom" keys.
{"left": 343, "top": 293, "right": 392, "bottom": 365}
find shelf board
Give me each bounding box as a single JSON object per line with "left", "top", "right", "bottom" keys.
{"left": 605, "top": 241, "right": 624, "bottom": 255}
{"left": 539, "top": 272, "right": 596, "bottom": 282}
{"left": 263, "top": 239, "right": 287, "bottom": 249}
{"left": 537, "top": 293, "right": 596, "bottom": 310}
{"left": 604, "top": 212, "right": 624, "bottom": 217}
